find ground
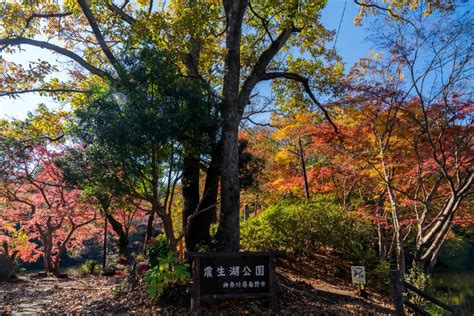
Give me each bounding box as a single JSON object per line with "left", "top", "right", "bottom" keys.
{"left": 0, "top": 254, "right": 394, "bottom": 315}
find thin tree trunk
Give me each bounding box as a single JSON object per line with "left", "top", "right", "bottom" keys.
{"left": 298, "top": 137, "right": 310, "bottom": 200}
{"left": 182, "top": 154, "right": 201, "bottom": 248}
{"left": 162, "top": 212, "right": 177, "bottom": 251}
{"left": 107, "top": 214, "right": 130, "bottom": 259}
{"left": 103, "top": 215, "right": 107, "bottom": 269}
{"left": 143, "top": 208, "right": 155, "bottom": 250}
{"left": 387, "top": 184, "right": 405, "bottom": 275}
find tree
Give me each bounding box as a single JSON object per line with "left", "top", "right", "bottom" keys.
{"left": 1, "top": 0, "right": 343, "bottom": 251}
{"left": 72, "top": 48, "right": 216, "bottom": 251}
{"left": 318, "top": 32, "right": 472, "bottom": 272}
{"left": 59, "top": 144, "right": 146, "bottom": 260}
{"left": 367, "top": 6, "right": 473, "bottom": 272}
{"left": 0, "top": 115, "right": 98, "bottom": 275}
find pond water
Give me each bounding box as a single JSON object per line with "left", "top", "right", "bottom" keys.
{"left": 429, "top": 269, "right": 474, "bottom": 314}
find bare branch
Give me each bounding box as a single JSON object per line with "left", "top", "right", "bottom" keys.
{"left": 354, "top": 0, "right": 417, "bottom": 28}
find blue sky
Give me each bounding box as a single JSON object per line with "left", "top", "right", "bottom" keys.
{"left": 0, "top": 0, "right": 372, "bottom": 119}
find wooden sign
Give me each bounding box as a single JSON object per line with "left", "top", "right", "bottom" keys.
{"left": 187, "top": 251, "right": 284, "bottom": 314}
{"left": 351, "top": 266, "right": 366, "bottom": 285}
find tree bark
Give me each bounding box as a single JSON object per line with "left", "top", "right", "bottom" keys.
{"left": 298, "top": 137, "right": 310, "bottom": 200}
{"left": 216, "top": 0, "right": 248, "bottom": 252}
{"left": 218, "top": 116, "right": 241, "bottom": 251}
{"left": 182, "top": 154, "right": 201, "bottom": 248}
{"left": 187, "top": 141, "right": 222, "bottom": 250}
{"left": 162, "top": 211, "right": 177, "bottom": 251}
{"left": 103, "top": 215, "right": 108, "bottom": 269}
{"left": 143, "top": 208, "right": 155, "bottom": 250}
{"left": 106, "top": 214, "right": 130, "bottom": 259}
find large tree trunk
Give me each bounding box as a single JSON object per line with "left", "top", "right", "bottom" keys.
{"left": 44, "top": 241, "right": 53, "bottom": 274}
{"left": 217, "top": 116, "right": 241, "bottom": 251}
{"left": 216, "top": 0, "right": 248, "bottom": 252}
{"left": 186, "top": 141, "right": 222, "bottom": 250}
{"left": 37, "top": 223, "right": 54, "bottom": 274}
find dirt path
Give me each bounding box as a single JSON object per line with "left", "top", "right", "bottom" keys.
{"left": 0, "top": 256, "right": 394, "bottom": 315}
{"left": 0, "top": 276, "right": 125, "bottom": 314}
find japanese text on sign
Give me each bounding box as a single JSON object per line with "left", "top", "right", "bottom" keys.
{"left": 198, "top": 256, "right": 270, "bottom": 295}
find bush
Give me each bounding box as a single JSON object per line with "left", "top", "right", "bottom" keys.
{"left": 143, "top": 235, "right": 190, "bottom": 299}
{"left": 241, "top": 196, "right": 378, "bottom": 266}
{"left": 81, "top": 259, "right": 100, "bottom": 275}
{"left": 145, "top": 234, "right": 171, "bottom": 268}
{"left": 405, "top": 264, "right": 431, "bottom": 306}
{"left": 370, "top": 260, "right": 391, "bottom": 290}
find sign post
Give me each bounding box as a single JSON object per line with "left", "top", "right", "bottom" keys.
{"left": 351, "top": 266, "right": 367, "bottom": 297}
{"left": 187, "top": 251, "right": 284, "bottom": 314}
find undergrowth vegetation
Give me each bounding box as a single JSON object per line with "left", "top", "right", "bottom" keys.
{"left": 143, "top": 235, "right": 190, "bottom": 299}
{"left": 241, "top": 196, "right": 377, "bottom": 263}
{"left": 241, "top": 196, "right": 391, "bottom": 289}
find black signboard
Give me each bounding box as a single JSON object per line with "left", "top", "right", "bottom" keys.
{"left": 199, "top": 255, "right": 270, "bottom": 295}
{"left": 187, "top": 251, "right": 284, "bottom": 315}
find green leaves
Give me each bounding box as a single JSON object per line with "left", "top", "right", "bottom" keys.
{"left": 143, "top": 235, "right": 190, "bottom": 298}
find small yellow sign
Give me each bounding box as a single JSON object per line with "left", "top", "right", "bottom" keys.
{"left": 351, "top": 266, "right": 366, "bottom": 285}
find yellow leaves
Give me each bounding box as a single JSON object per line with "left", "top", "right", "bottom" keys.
{"left": 1, "top": 105, "right": 69, "bottom": 143}
{"left": 137, "top": 0, "right": 149, "bottom": 7}
{"left": 274, "top": 149, "right": 298, "bottom": 166}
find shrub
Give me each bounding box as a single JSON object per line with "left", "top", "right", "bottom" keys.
{"left": 241, "top": 196, "right": 378, "bottom": 266}
{"left": 370, "top": 260, "right": 391, "bottom": 290}
{"left": 405, "top": 264, "right": 432, "bottom": 307}
{"left": 143, "top": 251, "right": 190, "bottom": 298}
{"left": 81, "top": 259, "right": 100, "bottom": 275}
{"left": 145, "top": 234, "right": 171, "bottom": 268}
{"left": 143, "top": 234, "right": 190, "bottom": 299}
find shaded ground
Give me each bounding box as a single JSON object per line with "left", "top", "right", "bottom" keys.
{"left": 0, "top": 254, "right": 394, "bottom": 315}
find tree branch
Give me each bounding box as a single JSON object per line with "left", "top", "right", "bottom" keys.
{"left": 248, "top": 1, "right": 274, "bottom": 42}
{"left": 354, "top": 0, "right": 416, "bottom": 28}
{"left": 0, "top": 88, "right": 92, "bottom": 97}
{"left": 104, "top": 0, "right": 136, "bottom": 24}
{"left": 261, "top": 71, "right": 338, "bottom": 132}
{"left": 25, "top": 12, "right": 72, "bottom": 29}
{"left": 239, "top": 26, "right": 299, "bottom": 112}
{"left": 0, "top": 37, "right": 110, "bottom": 79}
{"left": 77, "top": 0, "right": 126, "bottom": 78}
{"left": 148, "top": 0, "right": 154, "bottom": 14}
